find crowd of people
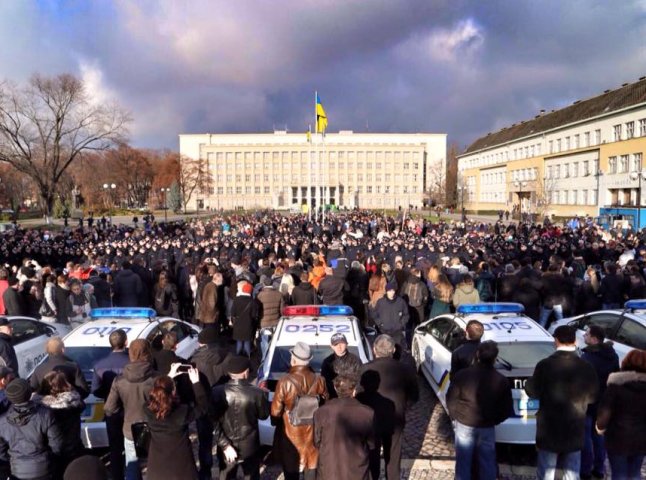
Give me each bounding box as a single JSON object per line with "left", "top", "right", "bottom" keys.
{"left": 0, "top": 209, "right": 643, "bottom": 479}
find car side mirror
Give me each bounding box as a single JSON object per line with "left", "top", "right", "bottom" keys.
{"left": 190, "top": 329, "right": 198, "bottom": 337}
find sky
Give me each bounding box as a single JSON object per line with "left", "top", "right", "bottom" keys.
{"left": 1, "top": 0, "right": 645, "bottom": 151}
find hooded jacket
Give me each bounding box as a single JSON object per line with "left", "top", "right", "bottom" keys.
{"left": 35, "top": 390, "right": 85, "bottom": 458}
{"left": 0, "top": 402, "right": 64, "bottom": 479}
{"left": 104, "top": 361, "right": 158, "bottom": 439}
{"left": 291, "top": 281, "right": 318, "bottom": 306}
{"left": 596, "top": 371, "right": 646, "bottom": 455}
{"left": 112, "top": 269, "right": 143, "bottom": 307}
{"left": 581, "top": 342, "right": 619, "bottom": 415}
{"left": 452, "top": 284, "right": 480, "bottom": 308}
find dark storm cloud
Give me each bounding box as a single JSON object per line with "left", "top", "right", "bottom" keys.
{"left": 0, "top": 0, "right": 644, "bottom": 150}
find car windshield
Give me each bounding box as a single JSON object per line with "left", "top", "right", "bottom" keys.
{"left": 496, "top": 342, "right": 554, "bottom": 369}
{"left": 64, "top": 346, "right": 114, "bottom": 376}
{"left": 269, "top": 345, "right": 360, "bottom": 377}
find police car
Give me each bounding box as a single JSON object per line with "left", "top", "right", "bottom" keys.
{"left": 256, "top": 305, "right": 374, "bottom": 445}
{"left": 549, "top": 299, "right": 646, "bottom": 363}
{"left": 412, "top": 303, "right": 555, "bottom": 444}
{"left": 61, "top": 308, "right": 201, "bottom": 449}
{"left": 6, "top": 316, "right": 72, "bottom": 378}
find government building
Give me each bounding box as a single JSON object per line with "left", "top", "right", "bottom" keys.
{"left": 458, "top": 76, "right": 646, "bottom": 225}
{"left": 179, "top": 131, "right": 446, "bottom": 211}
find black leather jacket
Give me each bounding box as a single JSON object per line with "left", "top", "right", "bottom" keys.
{"left": 211, "top": 379, "right": 270, "bottom": 459}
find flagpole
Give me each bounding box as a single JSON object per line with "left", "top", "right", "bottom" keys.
{"left": 315, "top": 91, "right": 320, "bottom": 223}
{"left": 308, "top": 124, "right": 312, "bottom": 222}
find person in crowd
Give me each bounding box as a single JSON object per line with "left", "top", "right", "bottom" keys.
{"left": 55, "top": 274, "right": 71, "bottom": 324}
{"left": 2, "top": 276, "right": 25, "bottom": 316}
{"left": 0, "top": 317, "right": 19, "bottom": 375}
{"left": 39, "top": 272, "right": 58, "bottom": 322}
{"left": 314, "top": 375, "right": 376, "bottom": 480}
{"left": 538, "top": 264, "right": 574, "bottom": 328}
{"left": 29, "top": 338, "right": 89, "bottom": 398}
{"left": 452, "top": 273, "right": 481, "bottom": 309}
{"left": 525, "top": 326, "right": 599, "bottom": 480}
{"left": 112, "top": 261, "right": 143, "bottom": 307}
{"left": 372, "top": 281, "right": 409, "bottom": 350}
{"left": 0, "top": 269, "right": 9, "bottom": 315}
{"left": 596, "top": 349, "right": 646, "bottom": 480}
{"left": 86, "top": 270, "right": 112, "bottom": 308}
{"left": 68, "top": 279, "right": 92, "bottom": 327}
{"left": 144, "top": 364, "right": 206, "bottom": 480}
{"left": 152, "top": 332, "right": 185, "bottom": 376}
{"left": 257, "top": 276, "right": 284, "bottom": 357}
{"left": 290, "top": 271, "right": 318, "bottom": 305}
{"left": 447, "top": 341, "right": 513, "bottom": 480}
{"left": 317, "top": 266, "right": 348, "bottom": 305}
{"left": 271, "top": 342, "right": 328, "bottom": 480}
{"left": 357, "top": 334, "right": 419, "bottom": 480}
{"left": 0, "top": 378, "right": 64, "bottom": 480}
{"left": 451, "top": 320, "right": 484, "bottom": 376}
{"left": 92, "top": 329, "right": 129, "bottom": 480}
{"left": 0, "top": 366, "right": 15, "bottom": 415}
{"left": 400, "top": 267, "right": 429, "bottom": 339}
{"left": 320, "top": 333, "right": 362, "bottom": 399}
{"left": 63, "top": 455, "right": 109, "bottom": 480}
{"left": 189, "top": 328, "right": 230, "bottom": 480}
{"left": 104, "top": 339, "right": 158, "bottom": 480}
{"left": 230, "top": 281, "right": 259, "bottom": 358}
{"left": 153, "top": 271, "right": 179, "bottom": 317}
{"left": 198, "top": 270, "right": 221, "bottom": 329}
{"left": 580, "top": 325, "right": 619, "bottom": 479}
{"left": 429, "top": 273, "right": 453, "bottom": 318}
{"left": 211, "top": 356, "right": 270, "bottom": 480}
{"left": 475, "top": 262, "right": 496, "bottom": 302}
{"left": 598, "top": 262, "right": 624, "bottom": 310}
{"left": 33, "top": 370, "right": 86, "bottom": 477}
{"left": 622, "top": 262, "right": 646, "bottom": 300}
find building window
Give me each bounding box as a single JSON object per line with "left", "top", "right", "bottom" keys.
{"left": 549, "top": 140, "right": 553, "bottom": 153}
{"left": 254, "top": 187, "right": 260, "bottom": 194}
{"left": 565, "top": 137, "right": 570, "bottom": 150}
{"left": 547, "top": 166, "right": 553, "bottom": 178}
{"left": 574, "top": 134, "right": 580, "bottom": 149}
{"left": 571, "top": 190, "right": 577, "bottom": 205}
{"left": 584, "top": 132, "right": 590, "bottom": 147}
{"left": 620, "top": 155, "right": 628, "bottom": 173}
{"left": 634, "top": 153, "right": 643, "bottom": 172}
{"left": 366, "top": 186, "right": 372, "bottom": 193}
{"left": 609, "top": 156, "right": 617, "bottom": 174}
{"left": 556, "top": 139, "right": 561, "bottom": 152}
{"left": 245, "top": 175, "right": 251, "bottom": 182}
{"left": 226, "top": 187, "right": 233, "bottom": 194}
{"left": 572, "top": 162, "right": 578, "bottom": 177}
{"left": 564, "top": 164, "right": 570, "bottom": 178}
{"left": 581, "top": 190, "right": 587, "bottom": 205}
{"left": 614, "top": 125, "right": 622, "bottom": 142}
{"left": 641, "top": 119, "right": 646, "bottom": 137}
{"left": 583, "top": 161, "right": 589, "bottom": 176}
{"left": 595, "top": 129, "right": 601, "bottom": 145}
{"left": 626, "top": 121, "right": 635, "bottom": 139}
{"left": 217, "top": 187, "right": 224, "bottom": 195}
{"left": 245, "top": 186, "right": 251, "bottom": 194}
{"left": 554, "top": 165, "right": 560, "bottom": 179}
{"left": 591, "top": 189, "right": 598, "bottom": 205}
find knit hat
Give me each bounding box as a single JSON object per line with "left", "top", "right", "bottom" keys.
{"left": 385, "top": 280, "right": 397, "bottom": 292}
{"left": 128, "top": 339, "right": 152, "bottom": 363}
{"left": 198, "top": 327, "right": 219, "bottom": 345}
{"left": 290, "top": 341, "right": 313, "bottom": 361}
{"left": 5, "top": 378, "right": 31, "bottom": 404}
{"left": 227, "top": 356, "right": 251, "bottom": 375}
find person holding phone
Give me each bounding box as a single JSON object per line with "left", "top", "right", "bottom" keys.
{"left": 144, "top": 364, "right": 207, "bottom": 480}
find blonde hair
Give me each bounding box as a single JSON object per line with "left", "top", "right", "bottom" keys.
{"left": 435, "top": 274, "right": 454, "bottom": 303}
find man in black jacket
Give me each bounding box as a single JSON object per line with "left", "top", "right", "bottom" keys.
{"left": 0, "top": 318, "right": 19, "bottom": 376}
{"left": 580, "top": 325, "right": 619, "bottom": 479}
{"left": 317, "top": 267, "right": 348, "bottom": 305}
{"left": 320, "top": 333, "right": 362, "bottom": 399}
{"left": 450, "top": 320, "right": 484, "bottom": 377}
{"left": 0, "top": 378, "right": 64, "bottom": 480}
{"left": 447, "top": 341, "right": 512, "bottom": 480}
{"left": 29, "top": 338, "right": 89, "bottom": 398}
{"left": 2, "top": 277, "right": 25, "bottom": 316}
{"left": 358, "top": 334, "right": 419, "bottom": 480}
{"left": 211, "top": 356, "right": 270, "bottom": 479}
{"left": 291, "top": 272, "right": 318, "bottom": 305}
{"left": 526, "top": 326, "right": 598, "bottom": 480}
{"left": 373, "top": 282, "right": 409, "bottom": 350}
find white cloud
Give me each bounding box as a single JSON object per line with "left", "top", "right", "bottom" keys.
{"left": 426, "top": 18, "right": 484, "bottom": 62}
{"left": 79, "top": 60, "right": 117, "bottom": 106}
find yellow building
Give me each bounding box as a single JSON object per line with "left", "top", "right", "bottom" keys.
{"left": 179, "top": 131, "right": 446, "bottom": 211}
{"left": 458, "top": 76, "right": 646, "bottom": 219}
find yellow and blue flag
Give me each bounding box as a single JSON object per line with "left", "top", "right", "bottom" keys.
{"left": 316, "top": 93, "right": 328, "bottom": 134}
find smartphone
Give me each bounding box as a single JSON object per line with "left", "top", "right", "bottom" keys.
{"left": 177, "top": 364, "right": 193, "bottom": 373}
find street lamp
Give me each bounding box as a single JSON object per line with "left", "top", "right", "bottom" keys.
{"left": 102, "top": 183, "right": 116, "bottom": 225}
{"left": 160, "top": 187, "right": 170, "bottom": 223}
{"left": 514, "top": 181, "right": 528, "bottom": 221}
{"left": 629, "top": 170, "right": 646, "bottom": 230}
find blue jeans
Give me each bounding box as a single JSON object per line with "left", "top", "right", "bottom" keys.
{"left": 454, "top": 421, "right": 497, "bottom": 480}
{"left": 260, "top": 327, "right": 275, "bottom": 360}
{"left": 236, "top": 340, "right": 251, "bottom": 357}
{"left": 581, "top": 415, "right": 606, "bottom": 475}
{"left": 608, "top": 453, "right": 644, "bottom": 480}
{"left": 537, "top": 449, "right": 580, "bottom": 480}
{"left": 539, "top": 304, "right": 563, "bottom": 328}
{"left": 124, "top": 437, "right": 141, "bottom": 480}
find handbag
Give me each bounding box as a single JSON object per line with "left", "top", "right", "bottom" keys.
{"left": 131, "top": 421, "right": 151, "bottom": 459}
{"left": 287, "top": 376, "right": 321, "bottom": 426}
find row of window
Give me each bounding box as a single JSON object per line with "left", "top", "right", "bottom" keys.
{"left": 550, "top": 190, "right": 599, "bottom": 206}
{"left": 479, "top": 191, "right": 505, "bottom": 203}
{"left": 213, "top": 173, "right": 420, "bottom": 184}
{"left": 613, "top": 120, "right": 646, "bottom": 142}
{"left": 510, "top": 168, "right": 538, "bottom": 182}
{"left": 208, "top": 150, "right": 422, "bottom": 164}
{"left": 608, "top": 153, "right": 644, "bottom": 174}
{"left": 547, "top": 159, "right": 600, "bottom": 179}
{"left": 548, "top": 130, "right": 601, "bottom": 154}
{"left": 213, "top": 185, "right": 419, "bottom": 195}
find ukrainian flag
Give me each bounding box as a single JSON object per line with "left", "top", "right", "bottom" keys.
{"left": 316, "top": 93, "right": 328, "bottom": 134}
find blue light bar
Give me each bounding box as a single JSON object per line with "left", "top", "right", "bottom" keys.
{"left": 319, "top": 305, "right": 353, "bottom": 316}
{"left": 456, "top": 303, "right": 525, "bottom": 315}
{"left": 624, "top": 299, "right": 646, "bottom": 310}
{"left": 90, "top": 308, "right": 157, "bottom": 319}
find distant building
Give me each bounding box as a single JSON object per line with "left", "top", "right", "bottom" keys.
{"left": 458, "top": 76, "right": 646, "bottom": 222}
{"left": 179, "top": 131, "right": 446, "bottom": 211}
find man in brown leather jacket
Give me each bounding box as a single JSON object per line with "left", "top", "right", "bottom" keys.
{"left": 270, "top": 342, "right": 328, "bottom": 480}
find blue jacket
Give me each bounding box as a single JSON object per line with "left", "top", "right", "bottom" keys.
{"left": 581, "top": 342, "right": 619, "bottom": 416}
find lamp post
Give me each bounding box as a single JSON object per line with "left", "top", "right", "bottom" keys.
{"left": 102, "top": 183, "right": 116, "bottom": 225}
{"left": 514, "top": 181, "right": 527, "bottom": 222}
{"left": 160, "top": 187, "right": 170, "bottom": 223}
{"left": 630, "top": 170, "right": 646, "bottom": 230}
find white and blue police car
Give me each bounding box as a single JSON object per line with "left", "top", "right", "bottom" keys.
{"left": 412, "top": 303, "right": 555, "bottom": 444}
{"left": 549, "top": 299, "right": 646, "bottom": 363}
{"left": 256, "top": 305, "right": 375, "bottom": 445}
{"left": 61, "top": 308, "right": 201, "bottom": 449}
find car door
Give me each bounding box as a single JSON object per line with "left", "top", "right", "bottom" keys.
{"left": 149, "top": 320, "right": 199, "bottom": 360}
{"left": 576, "top": 312, "right": 623, "bottom": 350}
{"left": 10, "top": 318, "right": 51, "bottom": 377}
{"left": 416, "top": 316, "right": 457, "bottom": 397}
{"left": 612, "top": 318, "right": 646, "bottom": 362}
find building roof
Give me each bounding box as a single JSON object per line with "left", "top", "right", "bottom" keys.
{"left": 463, "top": 76, "right": 646, "bottom": 155}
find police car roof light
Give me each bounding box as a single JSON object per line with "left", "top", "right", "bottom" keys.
{"left": 456, "top": 303, "right": 525, "bottom": 315}
{"left": 319, "top": 305, "right": 353, "bottom": 316}
{"left": 282, "top": 305, "right": 354, "bottom": 317}
{"left": 89, "top": 308, "right": 157, "bottom": 319}
{"left": 624, "top": 299, "right": 646, "bottom": 310}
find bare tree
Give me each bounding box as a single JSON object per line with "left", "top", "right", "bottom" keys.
{"left": 445, "top": 143, "right": 459, "bottom": 206}
{"left": 178, "top": 156, "right": 211, "bottom": 213}
{"left": 426, "top": 159, "right": 447, "bottom": 206}
{"left": 0, "top": 73, "right": 130, "bottom": 222}
{"left": 533, "top": 175, "right": 557, "bottom": 217}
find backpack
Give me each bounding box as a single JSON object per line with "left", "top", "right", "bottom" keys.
{"left": 406, "top": 281, "right": 425, "bottom": 308}
{"left": 287, "top": 376, "right": 321, "bottom": 426}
